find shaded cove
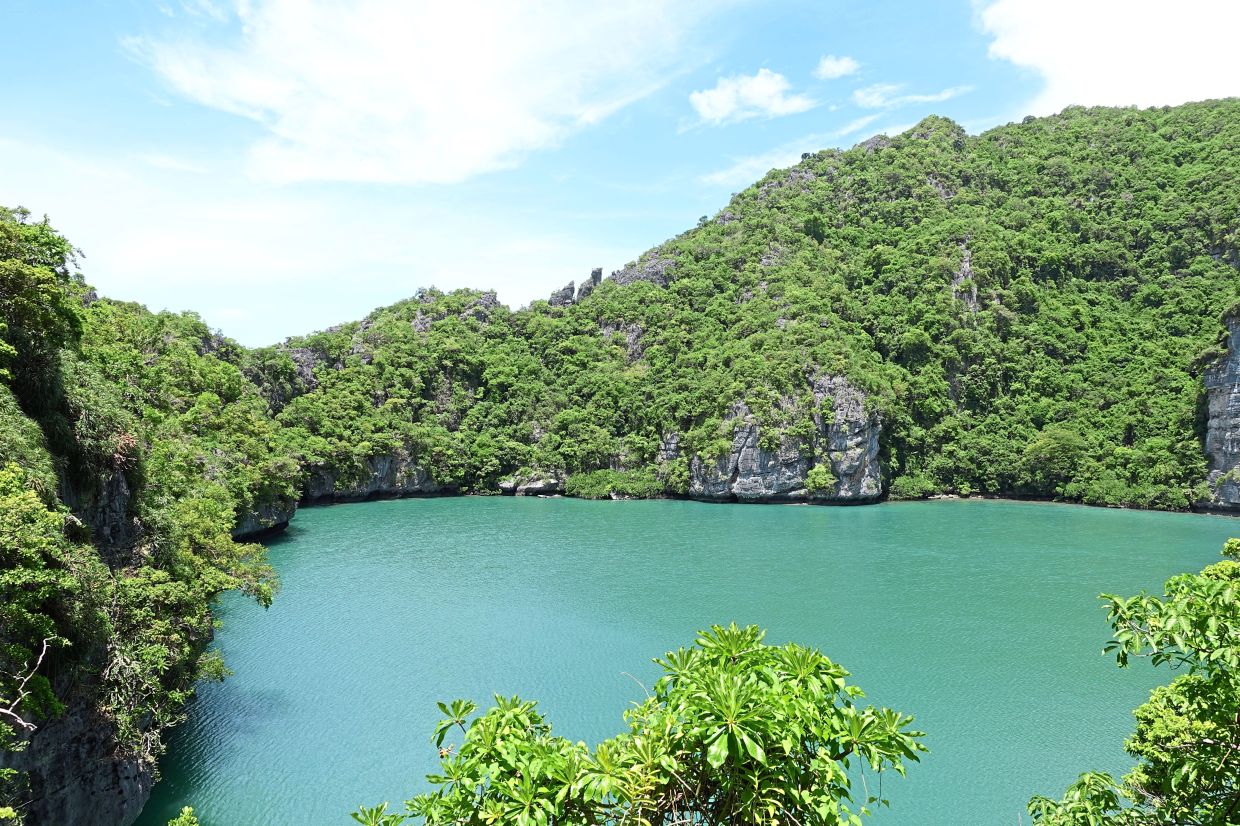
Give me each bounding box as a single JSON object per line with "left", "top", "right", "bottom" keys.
{"left": 138, "top": 498, "right": 1236, "bottom": 826}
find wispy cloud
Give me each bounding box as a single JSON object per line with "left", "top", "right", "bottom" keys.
{"left": 689, "top": 68, "right": 816, "bottom": 125}
{"left": 127, "top": 0, "right": 722, "bottom": 185}
{"left": 699, "top": 115, "right": 882, "bottom": 186}
{"left": 137, "top": 153, "right": 208, "bottom": 173}
{"left": 978, "top": 0, "right": 1240, "bottom": 115}
{"left": 812, "top": 54, "right": 859, "bottom": 80}
{"left": 834, "top": 113, "right": 880, "bottom": 137}
{"left": 852, "top": 83, "right": 972, "bottom": 109}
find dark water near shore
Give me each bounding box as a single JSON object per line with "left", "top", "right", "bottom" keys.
{"left": 135, "top": 498, "right": 1237, "bottom": 825}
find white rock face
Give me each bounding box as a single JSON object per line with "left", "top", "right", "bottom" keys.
{"left": 688, "top": 375, "right": 881, "bottom": 503}
{"left": 1203, "top": 316, "right": 1240, "bottom": 510}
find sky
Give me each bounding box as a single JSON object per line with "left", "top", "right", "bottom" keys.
{"left": 2, "top": 0, "right": 1239, "bottom": 346}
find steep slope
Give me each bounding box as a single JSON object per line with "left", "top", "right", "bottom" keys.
{"left": 0, "top": 208, "right": 295, "bottom": 824}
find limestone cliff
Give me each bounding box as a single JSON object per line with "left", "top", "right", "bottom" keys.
{"left": 232, "top": 497, "right": 299, "bottom": 539}
{"left": 688, "top": 375, "right": 881, "bottom": 503}
{"left": 1, "top": 701, "right": 150, "bottom": 826}
{"left": 303, "top": 451, "right": 454, "bottom": 503}
{"left": 1203, "top": 314, "right": 1240, "bottom": 510}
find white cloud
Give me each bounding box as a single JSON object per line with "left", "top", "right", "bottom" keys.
{"left": 700, "top": 115, "right": 882, "bottom": 186}
{"left": 852, "top": 83, "right": 973, "bottom": 109}
{"left": 834, "top": 113, "right": 880, "bottom": 137}
{"left": 128, "top": 0, "right": 719, "bottom": 185}
{"left": 137, "top": 153, "right": 208, "bottom": 173}
{"left": 0, "top": 137, "right": 640, "bottom": 346}
{"left": 978, "top": 0, "right": 1240, "bottom": 115}
{"left": 812, "top": 55, "right": 859, "bottom": 80}
{"left": 689, "top": 68, "right": 816, "bottom": 125}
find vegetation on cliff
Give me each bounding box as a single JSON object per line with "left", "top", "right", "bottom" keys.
{"left": 0, "top": 207, "right": 287, "bottom": 819}
{"left": 260, "top": 99, "right": 1240, "bottom": 509}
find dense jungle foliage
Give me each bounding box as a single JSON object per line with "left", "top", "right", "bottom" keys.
{"left": 0, "top": 206, "right": 288, "bottom": 819}
{"left": 259, "top": 98, "right": 1240, "bottom": 509}
{"left": 2, "top": 98, "right": 1239, "bottom": 822}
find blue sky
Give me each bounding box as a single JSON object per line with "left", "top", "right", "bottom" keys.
{"left": 2, "top": 0, "right": 1237, "bottom": 345}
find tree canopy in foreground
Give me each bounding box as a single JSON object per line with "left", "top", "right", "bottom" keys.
{"left": 353, "top": 624, "right": 925, "bottom": 826}
{"left": 1030, "top": 539, "right": 1240, "bottom": 825}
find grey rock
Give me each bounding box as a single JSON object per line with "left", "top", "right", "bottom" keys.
{"left": 600, "top": 321, "right": 644, "bottom": 362}
{"left": 611, "top": 251, "right": 676, "bottom": 289}
{"left": 759, "top": 245, "right": 784, "bottom": 268}
{"left": 688, "top": 376, "right": 881, "bottom": 503}
{"left": 1, "top": 697, "right": 152, "bottom": 826}
{"left": 59, "top": 471, "right": 139, "bottom": 563}
{"left": 756, "top": 168, "right": 817, "bottom": 200}
{"left": 657, "top": 431, "right": 681, "bottom": 462}
{"left": 576, "top": 268, "right": 603, "bottom": 302}
{"left": 410, "top": 291, "right": 503, "bottom": 332}
{"left": 498, "top": 477, "right": 519, "bottom": 495}
{"left": 232, "top": 497, "right": 298, "bottom": 539}
{"left": 304, "top": 452, "right": 454, "bottom": 502}
{"left": 516, "top": 478, "right": 563, "bottom": 496}
{"left": 808, "top": 375, "right": 882, "bottom": 501}
{"left": 859, "top": 135, "right": 892, "bottom": 153}
{"left": 927, "top": 174, "right": 955, "bottom": 200}
{"left": 1203, "top": 315, "right": 1240, "bottom": 510}
{"left": 689, "top": 403, "right": 809, "bottom": 502}
{"left": 549, "top": 282, "right": 575, "bottom": 307}
{"left": 951, "top": 241, "right": 979, "bottom": 312}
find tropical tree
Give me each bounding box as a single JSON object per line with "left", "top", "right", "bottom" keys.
{"left": 1029, "top": 539, "right": 1240, "bottom": 824}
{"left": 357, "top": 624, "right": 925, "bottom": 825}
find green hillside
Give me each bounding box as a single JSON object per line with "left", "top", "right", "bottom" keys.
{"left": 263, "top": 99, "right": 1240, "bottom": 508}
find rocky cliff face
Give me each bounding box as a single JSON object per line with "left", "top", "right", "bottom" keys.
{"left": 59, "top": 470, "right": 140, "bottom": 562}
{"left": 303, "top": 451, "right": 454, "bottom": 502}
{"left": 688, "top": 375, "right": 881, "bottom": 503}
{"left": 232, "top": 497, "right": 298, "bottom": 539}
{"left": 1, "top": 698, "right": 151, "bottom": 826}
{"left": 1203, "top": 314, "right": 1240, "bottom": 510}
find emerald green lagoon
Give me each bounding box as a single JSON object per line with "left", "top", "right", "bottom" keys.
{"left": 135, "top": 498, "right": 1236, "bottom": 825}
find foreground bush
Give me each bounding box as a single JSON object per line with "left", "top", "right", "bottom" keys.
{"left": 1029, "top": 539, "right": 1240, "bottom": 824}
{"left": 354, "top": 624, "right": 925, "bottom": 825}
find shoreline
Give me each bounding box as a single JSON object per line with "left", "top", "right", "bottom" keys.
{"left": 240, "top": 488, "right": 1239, "bottom": 541}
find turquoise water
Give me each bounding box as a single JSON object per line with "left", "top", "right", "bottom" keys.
{"left": 135, "top": 498, "right": 1237, "bottom": 825}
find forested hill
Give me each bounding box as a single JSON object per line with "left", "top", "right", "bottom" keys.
{"left": 257, "top": 98, "right": 1240, "bottom": 511}
{"left": 1, "top": 98, "right": 1239, "bottom": 823}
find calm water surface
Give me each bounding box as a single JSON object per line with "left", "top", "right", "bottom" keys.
{"left": 136, "top": 498, "right": 1238, "bottom": 825}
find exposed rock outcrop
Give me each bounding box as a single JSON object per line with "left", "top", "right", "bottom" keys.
{"left": 516, "top": 478, "right": 564, "bottom": 496}
{"left": 548, "top": 282, "right": 575, "bottom": 307}
{"left": 1, "top": 699, "right": 151, "bottom": 826}
{"left": 611, "top": 250, "right": 676, "bottom": 288}
{"left": 576, "top": 267, "right": 603, "bottom": 302}
{"left": 658, "top": 431, "right": 681, "bottom": 463}
{"left": 232, "top": 497, "right": 298, "bottom": 539}
{"left": 688, "top": 375, "right": 881, "bottom": 503}
{"left": 810, "top": 375, "right": 882, "bottom": 501}
{"left": 1203, "top": 314, "right": 1240, "bottom": 510}
{"left": 303, "top": 452, "right": 454, "bottom": 502}
{"left": 951, "top": 241, "right": 979, "bottom": 313}
{"left": 59, "top": 470, "right": 140, "bottom": 564}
